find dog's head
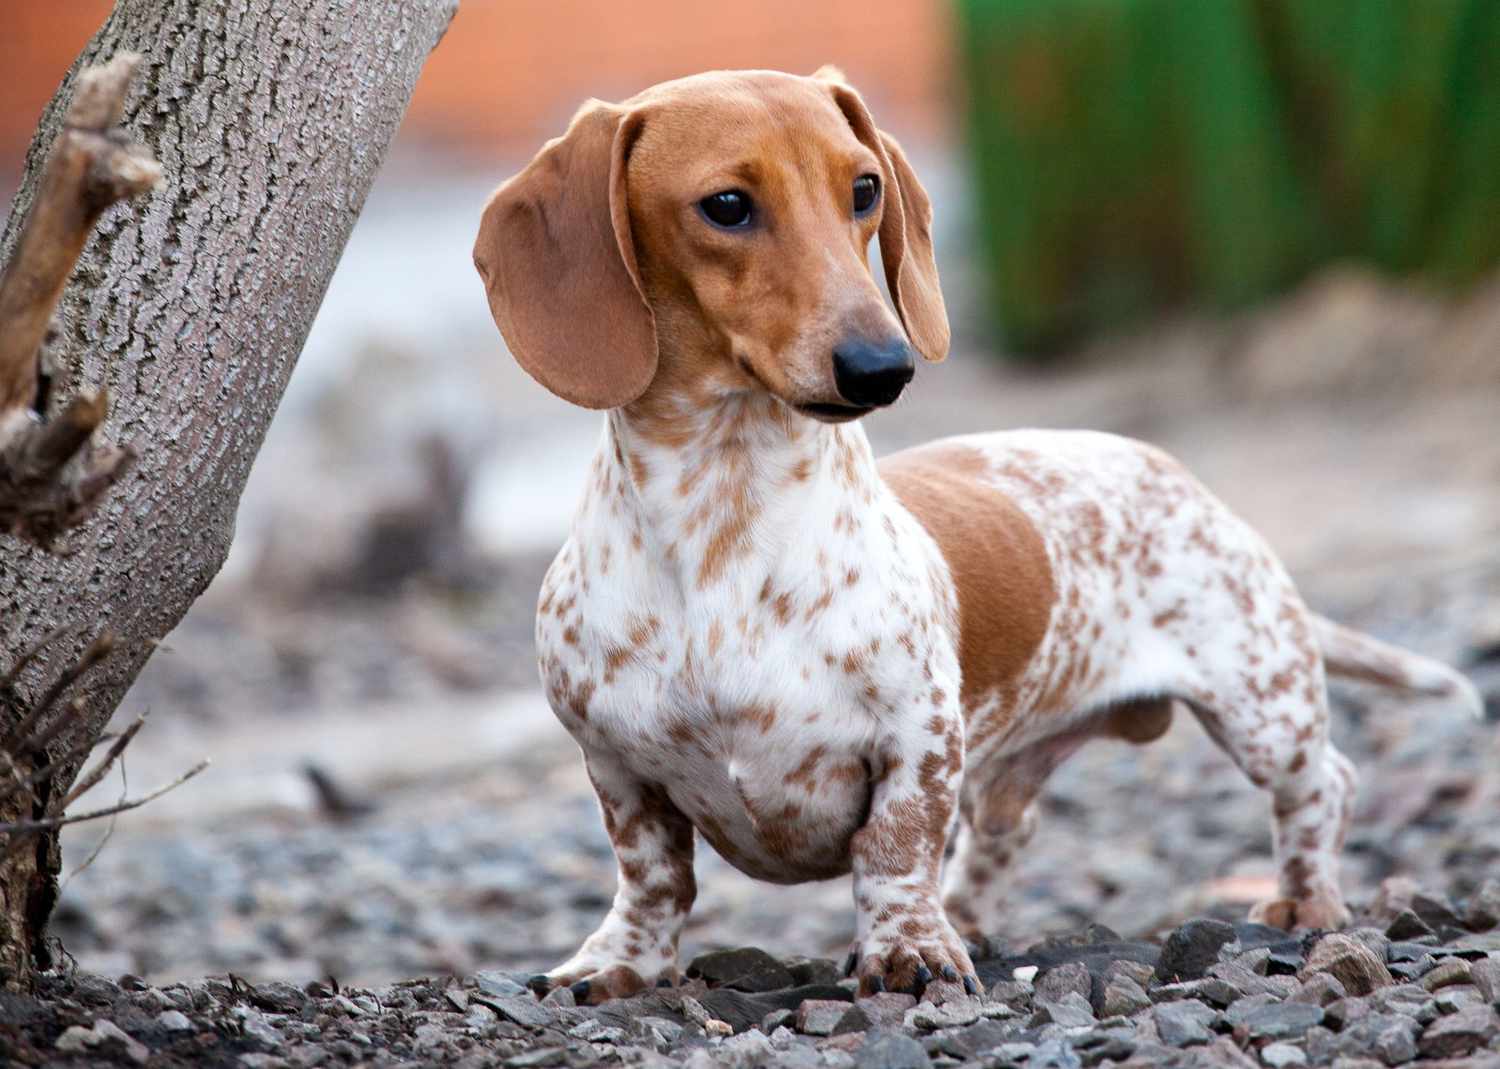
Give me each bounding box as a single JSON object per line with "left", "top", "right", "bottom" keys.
{"left": 474, "top": 68, "right": 947, "bottom": 423}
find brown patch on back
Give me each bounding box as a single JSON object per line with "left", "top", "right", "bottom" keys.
{"left": 881, "top": 443, "right": 1055, "bottom": 720}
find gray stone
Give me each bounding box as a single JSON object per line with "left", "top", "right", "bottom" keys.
{"left": 832, "top": 1006, "right": 873, "bottom": 1036}
{"left": 718, "top": 1029, "right": 775, "bottom": 1066}
{"left": 761, "top": 1008, "right": 795, "bottom": 1033}
{"left": 1036, "top": 962, "right": 1092, "bottom": 1004}
{"left": 157, "top": 1009, "right": 194, "bottom": 1032}
{"left": 539, "top": 985, "right": 574, "bottom": 1009}
{"left": 856, "top": 993, "right": 917, "bottom": 1030}
{"left": 1100, "top": 975, "right": 1152, "bottom": 1018}
{"left": 1151, "top": 977, "right": 1242, "bottom": 1007}
{"left": 231, "top": 1008, "right": 283, "bottom": 1051}
{"left": 932, "top": 1018, "right": 1014, "bottom": 1060}
{"left": 1434, "top": 985, "right": 1487, "bottom": 1014}
{"left": 474, "top": 971, "right": 529, "bottom": 998}
{"left": 991, "top": 1042, "right": 1038, "bottom": 1064}
{"left": 1224, "top": 994, "right": 1282, "bottom": 1028}
{"left": 1366, "top": 984, "right": 1440, "bottom": 1024}
{"left": 1464, "top": 878, "right": 1500, "bottom": 931}
{"left": 1152, "top": 999, "right": 1216, "bottom": 1047}
{"left": 1032, "top": 991, "right": 1095, "bottom": 1028}
{"left": 1291, "top": 973, "right": 1347, "bottom": 1006}
{"left": 1301, "top": 933, "right": 1394, "bottom": 995}
{"left": 54, "top": 1025, "right": 96, "bottom": 1053}
{"left": 1337, "top": 1013, "right": 1419, "bottom": 1066}
{"left": 907, "top": 998, "right": 981, "bottom": 1029}
{"left": 1418, "top": 1004, "right": 1499, "bottom": 1058}
{"left": 1029, "top": 1037, "right": 1084, "bottom": 1068}
{"left": 1261, "top": 1041, "right": 1308, "bottom": 1067}
{"left": 1410, "top": 892, "right": 1461, "bottom": 932}
{"left": 93, "top": 1020, "right": 150, "bottom": 1065}
{"left": 1470, "top": 956, "right": 1500, "bottom": 1002}
{"left": 687, "top": 946, "right": 796, "bottom": 992}
{"left": 1384, "top": 910, "right": 1434, "bottom": 942}
{"left": 797, "top": 999, "right": 852, "bottom": 1036}
{"left": 1419, "top": 958, "right": 1471, "bottom": 991}
{"left": 504, "top": 1048, "right": 567, "bottom": 1068}
{"left": 856, "top": 1031, "right": 930, "bottom": 1069}
{"left": 786, "top": 956, "right": 843, "bottom": 987}
{"left": 1155, "top": 919, "right": 1238, "bottom": 984}
{"left": 1208, "top": 959, "right": 1299, "bottom": 999}
{"left": 1237, "top": 1001, "right": 1325, "bottom": 1040}
{"left": 478, "top": 995, "right": 552, "bottom": 1030}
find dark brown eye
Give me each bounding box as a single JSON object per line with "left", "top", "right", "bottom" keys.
{"left": 853, "top": 174, "right": 880, "bottom": 215}
{"left": 700, "top": 189, "right": 752, "bottom": 229}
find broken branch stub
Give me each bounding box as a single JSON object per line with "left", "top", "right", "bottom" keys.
{"left": 0, "top": 52, "right": 160, "bottom": 549}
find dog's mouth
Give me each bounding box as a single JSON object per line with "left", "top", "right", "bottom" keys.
{"left": 797, "top": 402, "right": 875, "bottom": 423}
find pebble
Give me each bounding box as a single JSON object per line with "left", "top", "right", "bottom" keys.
{"left": 1300, "top": 933, "right": 1394, "bottom": 995}
{"left": 856, "top": 992, "right": 918, "bottom": 1030}
{"left": 1464, "top": 878, "right": 1500, "bottom": 930}
{"left": 688, "top": 946, "right": 796, "bottom": 992}
{"left": 157, "top": 1008, "right": 194, "bottom": 1031}
{"left": 906, "top": 998, "right": 981, "bottom": 1030}
{"left": 1418, "top": 1004, "right": 1499, "bottom": 1058}
{"left": 1151, "top": 999, "right": 1217, "bottom": 1047}
{"left": 1336, "top": 1013, "right": 1420, "bottom": 1066}
{"left": 1154, "top": 918, "right": 1238, "bottom": 983}
{"left": 1420, "top": 958, "right": 1472, "bottom": 991}
{"left": 855, "top": 1031, "right": 930, "bottom": 1069}
{"left": 1035, "top": 961, "right": 1092, "bottom": 1003}
{"left": 480, "top": 994, "right": 552, "bottom": 1030}
{"left": 797, "top": 999, "right": 853, "bottom": 1036}
{"left": 1260, "top": 1041, "right": 1307, "bottom": 1067}
{"left": 1470, "top": 956, "right": 1500, "bottom": 1001}
{"left": 1236, "top": 1001, "right": 1325, "bottom": 1040}
{"left": 1099, "top": 974, "right": 1152, "bottom": 1017}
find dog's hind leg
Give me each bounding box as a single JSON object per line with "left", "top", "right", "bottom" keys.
{"left": 1187, "top": 614, "right": 1357, "bottom": 930}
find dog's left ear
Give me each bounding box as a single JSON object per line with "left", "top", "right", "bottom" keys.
{"left": 814, "top": 67, "right": 950, "bottom": 363}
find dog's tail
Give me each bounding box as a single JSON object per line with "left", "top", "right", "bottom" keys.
{"left": 1311, "top": 613, "right": 1484, "bottom": 718}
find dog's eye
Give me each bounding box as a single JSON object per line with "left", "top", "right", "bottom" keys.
{"left": 853, "top": 174, "right": 880, "bottom": 215}
{"left": 700, "top": 190, "right": 753, "bottom": 229}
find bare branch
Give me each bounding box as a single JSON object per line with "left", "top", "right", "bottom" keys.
{"left": 1, "top": 759, "right": 209, "bottom": 852}
{"left": 59, "top": 712, "right": 146, "bottom": 811}
{"left": 1, "top": 632, "right": 114, "bottom": 754}
{"left": 0, "top": 52, "right": 158, "bottom": 548}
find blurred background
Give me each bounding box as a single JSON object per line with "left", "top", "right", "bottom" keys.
{"left": 2, "top": 1, "right": 1498, "bottom": 987}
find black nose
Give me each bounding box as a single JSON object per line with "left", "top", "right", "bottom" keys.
{"left": 832, "top": 337, "right": 915, "bottom": 408}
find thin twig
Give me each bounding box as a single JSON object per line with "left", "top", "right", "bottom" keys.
{"left": 2, "top": 632, "right": 114, "bottom": 753}
{"left": 1, "top": 758, "right": 209, "bottom": 851}
{"left": 0, "top": 729, "right": 120, "bottom": 807}
{"left": 59, "top": 711, "right": 145, "bottom": 810}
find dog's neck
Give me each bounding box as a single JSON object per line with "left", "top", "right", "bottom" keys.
{"left": 598, "top": 390, "right": 882, "bottom": 595}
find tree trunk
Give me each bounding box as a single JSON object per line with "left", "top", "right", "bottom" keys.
{"left": 0, "top": 0, "right": 458, "bottom": 991}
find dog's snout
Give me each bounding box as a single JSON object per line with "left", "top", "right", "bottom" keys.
{"left": 832, "top": 337, "right": 915, "bottom": 408}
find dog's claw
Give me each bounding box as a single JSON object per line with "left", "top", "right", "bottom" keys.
{"left": 844, "top": 951, "right": 858, "bottom": 977}
{"left": 525, "top": 974, "right": 551, "bottom": 996}
{"left": 913, "top": 965, "right": 933, "bottom": 992}
{"left": 868, "top": 975, "right": 885, "bottom": 993}
{"left": 963, "top": 974, "right": 979, "bottom": 996}
{"left": 941, "top": 964, "right": 959, "bottom": 983}
{"left": 656, "top": 976, "right": 673, "bottom": 988}
{"left": 569, "top": 980, "right": 591, "bottom": 1003}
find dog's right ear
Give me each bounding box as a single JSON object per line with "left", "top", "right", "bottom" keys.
{"left": 473, "top": 101, "right": 657, "bottom": 409}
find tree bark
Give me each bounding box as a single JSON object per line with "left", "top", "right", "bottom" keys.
{"left": 0, "top": 0, "right": 458, "bottom": 991}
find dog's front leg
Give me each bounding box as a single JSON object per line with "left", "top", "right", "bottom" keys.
{"left": 848, "top": 710, "right": 979, "bottom": 998}
{"left": 531, "top": 751, "right": 695, "bottom": 1005}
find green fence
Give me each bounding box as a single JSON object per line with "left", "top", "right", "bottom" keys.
{"left": 955, "top": 0, "right": 1500, "bottom": 356}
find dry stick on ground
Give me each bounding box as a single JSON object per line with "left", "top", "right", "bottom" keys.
{"left": 0, "top": 53, "right": 160, "bottom": 549}
{"left": 0, "top": 633, "right": 207, "bottom": 859}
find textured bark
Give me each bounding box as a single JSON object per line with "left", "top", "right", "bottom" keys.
{"left": 0, "top": 0, "right": 457, "bottom": 991}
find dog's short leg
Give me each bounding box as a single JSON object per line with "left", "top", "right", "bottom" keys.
{"left": 532, "top": 752, "right": 695, "bottom": 1004}
{"left": 848, "top": 709, "right": 979, "bottom": 998}
{"left": 1192, "top": 666, "right": 1356, "bottom": 931}
{"left": 941, "top": 774, "right": 1043, "bottom": 941}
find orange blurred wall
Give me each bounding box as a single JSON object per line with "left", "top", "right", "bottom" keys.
{"left": 3, "top": 1, "right": 953, "bottom": 188}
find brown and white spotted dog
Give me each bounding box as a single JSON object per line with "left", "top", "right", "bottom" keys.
{"left": 472, "top": 68, "right": 1483, "bottom": 1004}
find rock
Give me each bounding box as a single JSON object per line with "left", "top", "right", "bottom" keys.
{"left": 1036, "top": 961, "right": 1092, "bottom": 1004}
{"left": 688, "top": 947, "right": 796, "bottom": 993}
{"left": 831, "top": 1006, "right": 872, "bottom": 1036}
{"left": 856, "top": 993, "right": 917, "bottom": 1030}
{"left": 539, "top": 985, "right": 574, "bottom": 1008}
{"left": 250, "top": 981, "right": 309, "bottom": 1015}
{"left": 1418, "top": 1005, "right": 1499, "bottom": 1058}
{"left": 1301, "top": 933, "right": 1394, "bottom": 996}
{"left": 232, "top": 1008, "right": 283, "bottom": 1051}
{"left": 855, "top": 1031, "right": 930, "bottom": 1069}
{"left": 932, "top": 1018, "right": 1014, "bottom": 1060}
{"left": 1419, "top": 958, "right": 1472, "bottom": 992}
{"left": 1336, "top": 1013, "right": 1419, "bottom": 1066}
{"left": 478, "top": 995, "right": 552, "bottom": 1030}
{"left": 1385, "top": 910, "right": 1435, "bottom": 941}
{"left": 1155, "top": 919, "right": 1238, "bottom": 984}
{"left": 1236, "top": 1001, "right": 1326, "bottom": 1041}
{"left": 991, "top": 1042, "right": 1038, "bottom": 1064}
{"left": 907, "top": 997, "right": 981, "bottom": 1029}
{"left": 1470, "top": 956, "right": 1500, "bottom": 1002}
{"left": 1291, "top": 973, "right": 1347, "bottom": 1006}
{"left": 1152, "top": 1000, "right": 1217, "bottom": 1047}
{"left": 157, "top": 1009, "right": 195, "bottom": 1032}
{"left": 475, "top": 971, "right": 529, "bottom": 998}
{"left": 1013, "top": 966, "right": 1039, "bottom": 984}
{"left": 93, "top": 1020, "right": 150, "bottom": 1065}
{"left": 1032, "top": 991, "right": 1096, "bottom": 1028}
{"left": 1029, "top": 1037, "right": 1084, "bottom": 1068}
{"left": 1151, "top": 978, "right": 1242, "bottom": 1007}
{"left": 1100, "top": 975, "right": 1152, "bottom": 1018}
{"left": 786, "top": 956, "right": 843, "bottom": 987}
{"left": 504, "top": 1048, "right": 567, "bottom": 1068}
{"left": 681, "top": 996, "right": 713, "bottom": 1027}
{"left": 1369, "top": 877, "right": 1420, "bottom": 924}
{"left": 1366, "top": 984, "right": 1440, "bottom": 1025}
{"left": 1224, "top": 994, "right": 1283, "bottom": 1028}
{"left": 1261, "top": 1041, "right": 1307, "bottom": 1067}
{"left": 797, "top": 999, "right": 852, "bottom": 1036}
{"left": 54, "top": 1025, "right": 96, "bottom": 1053}
{"left": 1434, "top": 985, "right": 1487, "bottom": 1015}
{"left": 1208, "top": 959, "right": 1299, "bottom": 999}
{"left": 762, "top": 1008, "right": 795, "bottom": 1032}
{"left": 1464, "top": 878, "right": 1500, "bottom": 931}
{"left": 1410, "top": 892, "right": 1462, "bottom": 932}
{"left": 704, "top": 1019, "right": 734, "bottom": 1038}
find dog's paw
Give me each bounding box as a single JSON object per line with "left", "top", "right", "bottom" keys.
{"left": 846, "top": 927, "right": 980, "bottom": 1000}
{"left": 526, "top": 961, "right": 673, "bottom": 1006}
{"left": 1249, "top": 891, "right": 1351, "bottom": 932}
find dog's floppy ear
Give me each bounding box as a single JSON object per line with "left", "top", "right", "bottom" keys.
{"left": 473, "top": 101, "right": 656, "bottom": 408}
{"left": 815, "top": 69, "right": 950, "bottom": 363}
